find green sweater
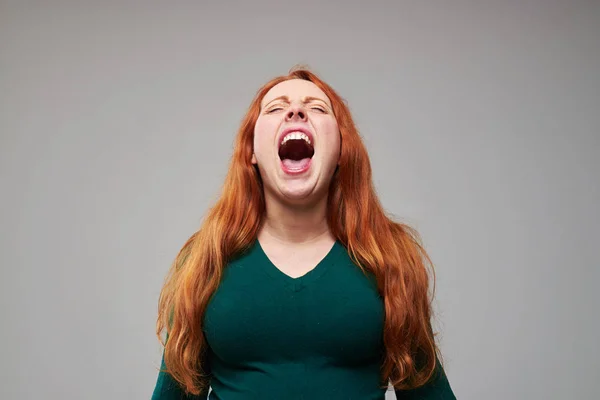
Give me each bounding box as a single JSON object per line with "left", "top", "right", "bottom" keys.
{"left": 152, "top": 239, "right": 456, "bottom": 399}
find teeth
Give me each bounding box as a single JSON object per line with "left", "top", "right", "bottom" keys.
{"left": 280, "top": 131, "right": 311, "bottom": 147}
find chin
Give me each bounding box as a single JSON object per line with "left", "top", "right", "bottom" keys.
{"left": 277, "top": 182, "right": 321, "bottom": 204}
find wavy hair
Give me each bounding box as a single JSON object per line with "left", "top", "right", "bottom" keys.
{"left": 156, "top": 66, "right": 440, "bottom": 395}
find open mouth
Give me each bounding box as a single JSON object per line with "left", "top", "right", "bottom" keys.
{"left": 278, "top": 133, "right": 314, "bottom": 172}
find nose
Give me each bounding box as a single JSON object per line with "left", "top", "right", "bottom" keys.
{"left": 285, "top": 103, "right": 307, "bottom": 122}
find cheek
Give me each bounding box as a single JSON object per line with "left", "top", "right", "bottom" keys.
{"left": 253, "top": 118, "right": 276, "bottom": 154}
{"left": 320, "top": 120, "right": 341, "bottom": 158}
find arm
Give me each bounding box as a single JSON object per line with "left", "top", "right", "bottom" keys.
{"left": 394, "top": 357, "right": 456, "bottom": 400}
{"left": 151, "top": 351, "right": 210, "bottom": 400}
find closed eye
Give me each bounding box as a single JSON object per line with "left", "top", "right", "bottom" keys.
{"left": 266, "top": 106, "right": 326, "bottom": 114}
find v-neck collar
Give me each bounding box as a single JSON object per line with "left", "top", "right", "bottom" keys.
{"left": 252, "top": 238, "right": 345, "bottom": 292}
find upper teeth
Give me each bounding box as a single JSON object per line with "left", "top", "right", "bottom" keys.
{"left": 281, "top": 131, "right": 311, "bottom": 146}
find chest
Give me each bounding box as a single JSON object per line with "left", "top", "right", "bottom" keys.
{"left": 203, "top": 250, "right": 385, "bottom": 366}
{"left": 258, "top": 238, "right": 337, "bottom": 279}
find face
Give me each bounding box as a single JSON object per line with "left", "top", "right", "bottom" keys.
{"left": 252, "top": 79, "right": 340, "bottom": 205}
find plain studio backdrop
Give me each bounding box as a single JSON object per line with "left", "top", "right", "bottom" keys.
{"left": 1, "top": 1, "right": 598, "bottom": 399}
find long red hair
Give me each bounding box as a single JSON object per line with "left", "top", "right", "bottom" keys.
{"left": 156, "top": 66, "right": 440, "bottom": 395}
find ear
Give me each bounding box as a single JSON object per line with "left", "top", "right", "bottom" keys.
{"left": 251, "top": 153, "right": 257, "bottom": 164}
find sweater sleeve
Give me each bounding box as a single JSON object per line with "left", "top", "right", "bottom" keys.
{"left": 394, "top": 357, "right": 456, "bottom": 400}
{"left": 151, "top": 351, "right": 210, "bottom": 400}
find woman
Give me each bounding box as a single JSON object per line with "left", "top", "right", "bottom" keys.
{"left": 152, "top": 67, "right": 456, "bottom": 399}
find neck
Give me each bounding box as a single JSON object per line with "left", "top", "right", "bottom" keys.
{"left": 258, "top": 192, "right": 333, "bottom": 245}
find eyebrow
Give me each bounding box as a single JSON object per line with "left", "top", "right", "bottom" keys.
{"left": 263, "top": 95, "right": 330, "bottom": 108}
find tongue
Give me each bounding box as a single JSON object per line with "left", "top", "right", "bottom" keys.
{"left": 282, "top": 158, "right": 311, "bottom": 171}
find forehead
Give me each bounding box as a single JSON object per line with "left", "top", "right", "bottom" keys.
{"left": 261, "top": 79, "right": 332, "bottom": 107}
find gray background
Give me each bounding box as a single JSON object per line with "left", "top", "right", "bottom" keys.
{"left": 1, "top": 1, "right": 598, "bottom": 399}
